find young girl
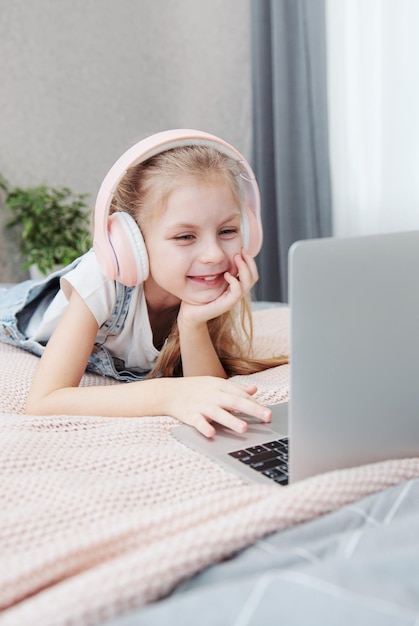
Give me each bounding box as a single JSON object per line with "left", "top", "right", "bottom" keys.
{"left": 0, "top": 129, "right": 287, "bottom": 437}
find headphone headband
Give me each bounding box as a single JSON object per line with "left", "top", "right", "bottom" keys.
{"left": 93, "top": 129, "right": 263, "bottom": 286}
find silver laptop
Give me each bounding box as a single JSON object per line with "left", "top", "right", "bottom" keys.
{"left": 172, "top": 230, "right": 419, "bottom": 486}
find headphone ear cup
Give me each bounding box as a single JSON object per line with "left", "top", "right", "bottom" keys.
{"left": 108, "top": 212, "right": 149, "bottom": 286}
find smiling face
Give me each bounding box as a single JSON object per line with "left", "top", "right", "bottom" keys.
{"left": 142, "top": 176, "right": 243, "bottom": 309}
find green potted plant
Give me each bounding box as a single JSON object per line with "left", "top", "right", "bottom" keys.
{"left": 0, "top": 174, "right": 92, "bottom": 277}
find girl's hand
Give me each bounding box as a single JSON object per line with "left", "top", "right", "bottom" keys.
{"left": 179, "top": 248, "right": 258, "bottom": 326}
{"left": 164, "top": 376, "right": 271, "bottom": 438}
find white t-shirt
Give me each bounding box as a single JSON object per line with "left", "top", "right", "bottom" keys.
{"left": 27, "top": 250, "right": 160, "bottom": 371}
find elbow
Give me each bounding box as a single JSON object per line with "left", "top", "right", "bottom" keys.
{"left": 24, "top": 398, "right": 44, "bottom": 415}
{"left": 25, "top": 390, "right": 51, "bottom": 416}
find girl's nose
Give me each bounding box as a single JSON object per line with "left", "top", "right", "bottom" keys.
{"left": 199, "top": 239, "right": 226, "bottom": 264}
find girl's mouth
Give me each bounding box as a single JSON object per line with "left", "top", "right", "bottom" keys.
{"left": 188, "top": 273, "right": 225, "bottom": 286}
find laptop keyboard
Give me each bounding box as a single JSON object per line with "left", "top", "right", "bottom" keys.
{"left": 228, "top": 437, "right": 289, "bottom": 485}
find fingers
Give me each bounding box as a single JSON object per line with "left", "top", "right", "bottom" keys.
{"left": 225, "top": 248, "right": 258, "bottom": 298}
{"left": 236, "top": 247, "right": 259, "bottom": 286}
{"left": 181, "top": 379, "right": 272, "bottom": 438}
{"left": 195, "top": 403, "right": 272, "bottom": 438}
{"left": 241, "top": 384, "right": 258, "bottom": 396}
{"left": 188, "top": 407, "right": 248, "bottom": 437}
{"left": 224, "top": 394, "right": 272, "bottom": 424}
{"left": 189, "top": 414, "right": 217, "bottom": 438}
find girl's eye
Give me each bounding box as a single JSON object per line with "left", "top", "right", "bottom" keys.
{"left": 173, "top": 234, "right": 195, "bottom": 241}
{"left": 220, "top": 227, "right": 240, "bottom": 237}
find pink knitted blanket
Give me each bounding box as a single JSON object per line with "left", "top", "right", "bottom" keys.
{"left": 1, "top": 308, "right": 418, "bottom": 626}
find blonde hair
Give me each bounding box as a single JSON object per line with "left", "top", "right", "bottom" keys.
{"left": 110, "top": 144, "right": 288, "bottom": 377}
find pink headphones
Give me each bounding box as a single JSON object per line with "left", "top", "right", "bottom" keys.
{"left": 93, "top": 129, "right": 263, "bottom": 286}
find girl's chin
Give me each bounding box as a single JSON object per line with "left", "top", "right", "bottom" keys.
{"left": 182, "top": 296, "right": 218, "bottom": 306}
{"left": 181, "top": 286, "right": 225, "bottom": 305}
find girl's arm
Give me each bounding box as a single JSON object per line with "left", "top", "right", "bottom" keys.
{"left": 177, "top": 315, "right": 227, "bottom": 377}
{"left": 178, "top": 248, "right": 257, "bottom": 377}
{"left": 25, "top": 289, "right": 271, "bottom": 437}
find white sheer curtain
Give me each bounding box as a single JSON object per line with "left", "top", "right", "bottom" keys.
{"left": 326, "top": 0, "right": 419, "bottom": 237}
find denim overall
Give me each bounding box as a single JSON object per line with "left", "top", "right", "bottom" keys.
{"left": 0, "top": 259, "right": 148, "bottom": 382}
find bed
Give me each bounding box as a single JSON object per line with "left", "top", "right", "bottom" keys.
{"left": 1, "top": 306, "right": 419, "bottom": 626}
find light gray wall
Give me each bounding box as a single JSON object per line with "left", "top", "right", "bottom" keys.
{"left": 0, "top": 0, "right": 252, "bottom": 281}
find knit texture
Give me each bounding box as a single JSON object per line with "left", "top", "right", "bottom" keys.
{"left": 1, "top": 307, "right": 418, "bottom": 626}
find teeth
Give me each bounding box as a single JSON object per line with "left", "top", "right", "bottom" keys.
{"left": 203, "top": 275, "right": 217, "bottom": 281}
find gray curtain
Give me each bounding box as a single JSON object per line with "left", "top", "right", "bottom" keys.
{"left": 251, "top": 0, "right": 332, "bottom": 302}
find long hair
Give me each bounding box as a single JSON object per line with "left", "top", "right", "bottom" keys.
{"left": 110, "top": 144, "right": 288, "bottom": 377}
